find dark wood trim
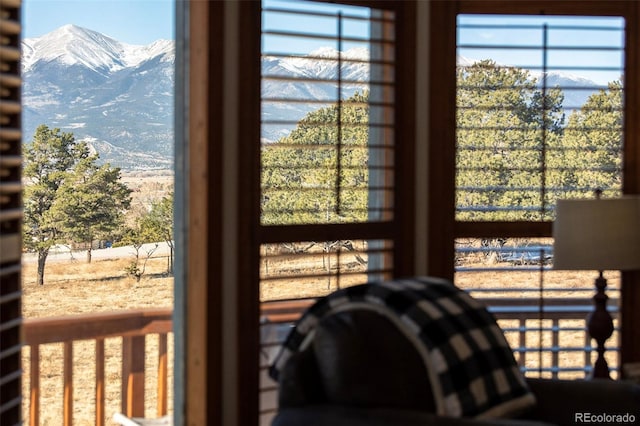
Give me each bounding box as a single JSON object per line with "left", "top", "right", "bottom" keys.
{"left": 427, "top": 0, "right": 458, "bottom": 281}
{"left": 238, "top": 1, "right": 262, "bottom": 425}
{"left": 318, "top": 0, "right": 400, "bottom": 10}
{"left": 454, "top": 221, "right": 553, "bottom": 239}
{"left": 208, "top": 4, "right": 224, "bottom": 423}
{"left": 620, "top": 271, "right": 640, "bottom": 371}
{"left": 395, "top": 1, "right": 417, "bottom": 276}
{"left": 259, "top": 222, "right": 396, "bottom": 243}
{"left": 185, "top": 1, "right": 223, "bottom": 424}
{"left": 458, "top": 0, "right": 631, "bottom": 16}
{"left": 620, "top": 1, "right": 640, "bottom": 373}
{"left": 624, "top": 2, "right": 640, "bottom": 194}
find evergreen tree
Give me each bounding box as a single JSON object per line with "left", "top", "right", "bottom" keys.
{"left": 456, "top": 60, "right": 565, "bottom": 221}
{"left": 261, "top": 91, "right": 370, "bottom": 225}
{"left": 23, "top": 125, "right": 90, "bottom": 285}
{"left": 49, "top": 156, "right": 132, "bottom": 263}
{"left": 547, "top": 80, "right": 623, "bottom": 202}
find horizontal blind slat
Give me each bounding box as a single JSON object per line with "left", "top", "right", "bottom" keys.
{"left": 0, "top": 2, "right": 23, "bottom": 424}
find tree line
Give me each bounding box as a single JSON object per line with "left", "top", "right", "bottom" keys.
{"left": 456, "top": 59, "right": 622, "bottom": 221}
{"left": 23, "top": 124, "right": 174, "bottom": 285}
{"left": 262, "top": 60, "right": 623, "bottom": 226}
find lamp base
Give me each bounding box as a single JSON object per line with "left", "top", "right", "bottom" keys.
{"left": 587, "top": 271, "right": 614, "bottom": 379}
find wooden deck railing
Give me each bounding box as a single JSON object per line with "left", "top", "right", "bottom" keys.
{"left": 22, "top": 308, "right": 173, "bottom": 426}
{"left": 22, "top": 299, "right": 619, "bottom": 426}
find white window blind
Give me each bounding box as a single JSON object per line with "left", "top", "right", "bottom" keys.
{"left": 261, "top": 1, "right": 395, "bottom": 226}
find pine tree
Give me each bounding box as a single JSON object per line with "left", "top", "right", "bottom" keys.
{"left": 261, "top": 91, "right": 370, "bottom": 225}
{"left": 548, "top": 80, "right": 623, "bottom": 202}
{"left": 23, "top": 125, "right": 90, "bottom": 285}
{"left": 456, "top": 60, "right": 565, "bottom": 221}
{"left": 49, "top": 156, "right": 132, "bottom": 263}
{"left": 23, "top": 125, "right": 132, "bottom": 284}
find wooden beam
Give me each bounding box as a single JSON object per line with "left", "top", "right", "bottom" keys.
{"left": 183, "top": 0, "right": 224, "bottom": 424}
{"left": 157, "top": 334, "right": 168, "bottom": 417}
{"left": 22, "top": 308, "right": 172, "bottom": 345}
{"left": 237, "top": 1, "right": 262, "bottom": 424}
{"left": 620, "top": 1, "right": 640, "bottom": 373}
{"left": 427, "top": 0, "right": 458, "bottom": 280}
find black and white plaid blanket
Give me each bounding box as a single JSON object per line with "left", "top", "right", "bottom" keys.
{"left": 269, "top": 276, "right": 536, "bottom": 418}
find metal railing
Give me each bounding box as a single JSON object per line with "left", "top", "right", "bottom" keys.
{"left": 483, "top": 297, "right": 619, "bottom": 378}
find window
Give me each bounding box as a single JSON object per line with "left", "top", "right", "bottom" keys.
{"left": 258, "top": 0, "right": 414, "bottom": 422}
{"left": 456, "top": 15, "right": 624, "bottom": 222}
{"left": 457, "top": 14, "right": 625, "bottom": 378}
{"left": 429, "top": 1, "right": 640, "bottom": 379}
{"left": 260, "top": 0, "right": 397, "bottom": 285}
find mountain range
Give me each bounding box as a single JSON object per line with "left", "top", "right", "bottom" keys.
{"left": 22, "top": 25, "right": 174, "bottom": 170}
{"left": 23, "top": 25, "right": 604, "bottom": 170}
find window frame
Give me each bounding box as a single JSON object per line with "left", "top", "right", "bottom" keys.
{"left": 177, "top": 1, "right": 416, "bottom": 425}
{"left": 257, "top": 0, "right": 418, "bottom": 275}
{"left": 256, "top": 3, "right": 416, "bottom": 420}
{"left": 428, "top": 0, "right": 640, "bottom": 374}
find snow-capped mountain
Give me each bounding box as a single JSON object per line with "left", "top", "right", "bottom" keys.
{"left": 537, "top": 72, "right": 605, "bottom": 111}
{"left": 23, "top": 26, "right": 606, "bottom": 170}
{"left": 22, "top": 25, "right": 175, "bottom": 170}
{"left": 22, "top": 26, "right": 371, "bottom": 167}
{"left": 261, "top": 46, "right": 371, "bottom": 141}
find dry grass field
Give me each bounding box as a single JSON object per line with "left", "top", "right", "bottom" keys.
{"left": 20, "top": 172, "right": 177, "bottom": 425}
{"left": 21, "top": 235, "right": 620, "bottom": 424}
{"left": 22, "top": 254, "right": 174, "bottom": 425}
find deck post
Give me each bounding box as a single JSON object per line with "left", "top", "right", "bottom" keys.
{"left": 122, "top": 335, "right": 146, "bottom": 417}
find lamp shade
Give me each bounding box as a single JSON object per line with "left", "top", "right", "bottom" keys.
{"left": 553, "top": 196, "right": 640, "bottom": 271}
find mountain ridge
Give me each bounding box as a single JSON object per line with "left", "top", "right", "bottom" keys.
{"left": 23, "top": 25, "right": 603, "bottom": 170}
{"left": 22, "top": 24, "right": 174, "bottom": 73}
{"left": 23, "top": 25, "right": 175, "bottom": 170}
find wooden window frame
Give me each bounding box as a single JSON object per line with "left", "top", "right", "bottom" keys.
{"left": 257, "top": 0, "right": 418, "bottom": 275}
{"left": 177, "top": 1, "right": 416, "bottom": 425}
{"left": 428, "top": 0, "right": 640, "bottom": 374}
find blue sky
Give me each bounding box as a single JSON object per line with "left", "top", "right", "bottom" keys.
{"left": 262, "top": 2, "right": 624, "bottom": 85}
{"left": 22, "top": 0, "right": 624, "bottom": 85}
{"left": 23, "top": 0, "right": 174, "bottom": 45}
{"left": 458, "top": 14, "right": 625, "bottom": 85}
{"left": 262, "top": 0, "right": 371, "bottom": 55}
